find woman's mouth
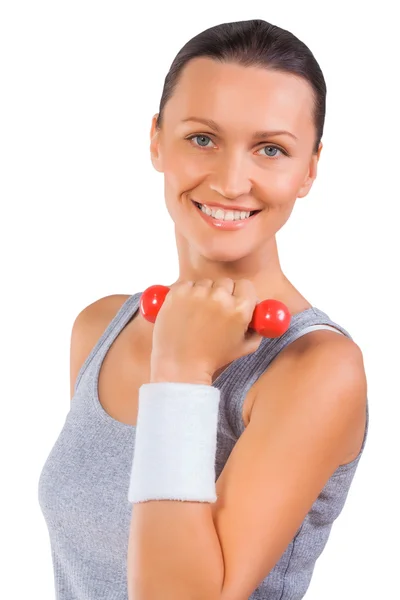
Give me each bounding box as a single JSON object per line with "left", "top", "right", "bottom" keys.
{"left": 191, "top": 200, "right": 262, "bottom": 231}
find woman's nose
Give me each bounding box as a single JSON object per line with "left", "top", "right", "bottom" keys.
{"left": 208, "top": 152, "right": 253, "bottom": 199}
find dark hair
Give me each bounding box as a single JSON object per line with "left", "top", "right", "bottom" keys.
{"left": 156, "top": 19, "right": 326, "bottom": 154}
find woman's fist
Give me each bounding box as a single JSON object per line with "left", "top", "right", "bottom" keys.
{"left": 148, "top": 278, "right": 263, "bottom": 384}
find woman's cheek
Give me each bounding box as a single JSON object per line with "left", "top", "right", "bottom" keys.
{"left": 164, "top": 151, "right": 208, "bottom": 190}
{"left": 271, "top": 170, "right": 303, "bottom": 204}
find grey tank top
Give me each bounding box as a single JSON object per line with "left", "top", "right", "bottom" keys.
{"left": 38, "top": 292, "right": 369, "bottom": 600}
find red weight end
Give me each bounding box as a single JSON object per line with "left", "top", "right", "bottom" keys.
{"left": 249, "top": 299, "right": 291, "bottom": 338}
{"left": 140, "top": 285, "right": 290, "bottom": 337}
{"left": 139, "top": 285, "right": 170, "bottom": 323}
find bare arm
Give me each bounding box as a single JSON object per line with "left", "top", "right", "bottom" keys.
{"left": 127, "top": 335, "right": 367, "bottom": 600}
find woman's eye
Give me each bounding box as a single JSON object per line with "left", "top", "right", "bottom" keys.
{"left": 257, "top": 145, "right": 284, "bottom": 158}
{"left": 188, "top": 134, "right": 213, "bottom": 148}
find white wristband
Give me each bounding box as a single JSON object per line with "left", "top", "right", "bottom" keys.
{"left": 128, "top": 382, "right": 221, "bottom": 504}
{"left": 128, "top": 381, "right": 220, "bottom": 502}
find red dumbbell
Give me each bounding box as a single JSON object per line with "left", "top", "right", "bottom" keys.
{"left": 140, "top": 284, "right": 291, "bottom": 338}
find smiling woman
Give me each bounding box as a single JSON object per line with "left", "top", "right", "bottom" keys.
{"left": 151, "top": 54, "right": 321, "bottom": 262}
{"left": 38, "top": 17, "right": 369, "bottom": 600}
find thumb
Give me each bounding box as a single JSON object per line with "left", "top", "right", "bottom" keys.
{"left": 243, "top": 328, "right": 263, "bottom": 356}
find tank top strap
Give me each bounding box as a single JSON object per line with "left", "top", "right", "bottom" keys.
{"left": 286, "top": 306, "right": 353, "bottom": 340}
{"left": 73, "top": 292, "right": 142, "bottom": 396}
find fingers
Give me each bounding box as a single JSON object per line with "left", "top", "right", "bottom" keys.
{"left": 191, "top": 278, "right": 236, "bottom": 298}
{"left": 169, "top": 280, "right": 194, "bottom": 292}
{"left": 231, "top": 279, "right": 258, "bottom": 324}
{"left": 211, "top": 278, "right": 235, "bottom": 295}
{"left": 193, "top": 279, "right": 214, "bottom": 288}
{"left": 232, "top": 279, "right": 258, "bottom": 303}
{"left": 171, "top": 278, "right": 256, "bottom": 306}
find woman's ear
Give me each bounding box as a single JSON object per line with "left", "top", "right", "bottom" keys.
{"left": 297, "top": 142, "right": 323, "bottom": 199}
{"left": 150, "top": 114, "right": 163, "bottom": 172}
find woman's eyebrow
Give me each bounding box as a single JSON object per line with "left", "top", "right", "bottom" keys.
{"left": 181, "top": 116, "right": 298, "bottom": 141}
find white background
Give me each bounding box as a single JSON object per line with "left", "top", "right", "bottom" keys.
{"left": 1, "top": 1, "right": 398, "bottom": 598}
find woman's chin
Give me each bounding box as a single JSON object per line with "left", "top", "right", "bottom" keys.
{"left": 175, "top": 218, "right": 258, "bottom": 263}
{"left": 194, "top": 240, "right": 252, "bottom": 264}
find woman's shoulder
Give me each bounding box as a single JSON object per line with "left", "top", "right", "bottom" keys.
{"left": 71, "top": 293, "right": 132, "bottom": 352}
{"left": 248, "top": 324, "right": 366, "bottom": 465}
{"left": 69, "top": 294, "right": 132, "bottom": 400}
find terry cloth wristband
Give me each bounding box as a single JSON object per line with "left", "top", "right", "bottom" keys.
{"left": 128, "top": 382, "right": 221, "bottom": 504}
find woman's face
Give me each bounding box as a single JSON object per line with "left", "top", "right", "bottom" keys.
{"left": 150, "top": 57, "right": 322, "bottom": 263}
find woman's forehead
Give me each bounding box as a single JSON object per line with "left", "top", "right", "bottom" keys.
{"left": 163, "top": 58, "right": 314, "bottom": 138}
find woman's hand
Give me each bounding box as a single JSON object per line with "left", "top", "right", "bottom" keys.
{"left": 148, "top": 278, "right": 263, "bottom": 384}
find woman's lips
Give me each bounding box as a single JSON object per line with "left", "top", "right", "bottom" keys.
{"left": 191, "top": 199, "right": 262, "bottom": 231}
{"left": 193, "top": 200, "right": 262, "bottom": 213}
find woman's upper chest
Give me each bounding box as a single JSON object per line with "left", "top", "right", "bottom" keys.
{"left": 96, "top": 317, "right": 256, "bottom": 428}
{"left": 94, "top": 304, "right": 365, "bottom": 468}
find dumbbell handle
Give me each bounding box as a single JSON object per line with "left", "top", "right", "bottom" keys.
{"left": 140, "top": 285, "right": 291, "bottom": 338}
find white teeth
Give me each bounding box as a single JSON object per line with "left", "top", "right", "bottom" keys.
{"left": 198, "top": 203, "right": 252, "bottom": 221}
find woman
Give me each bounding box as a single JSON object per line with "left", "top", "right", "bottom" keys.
{"left": 38, "top": 18, "right": 369, "bottom": 600}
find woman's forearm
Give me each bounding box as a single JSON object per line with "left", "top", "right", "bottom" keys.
{"left": 127, "top": 500, "right": 224, "bottom": 599}
{"left": 127, "top": 376, "right": 225, "bottom": 599}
